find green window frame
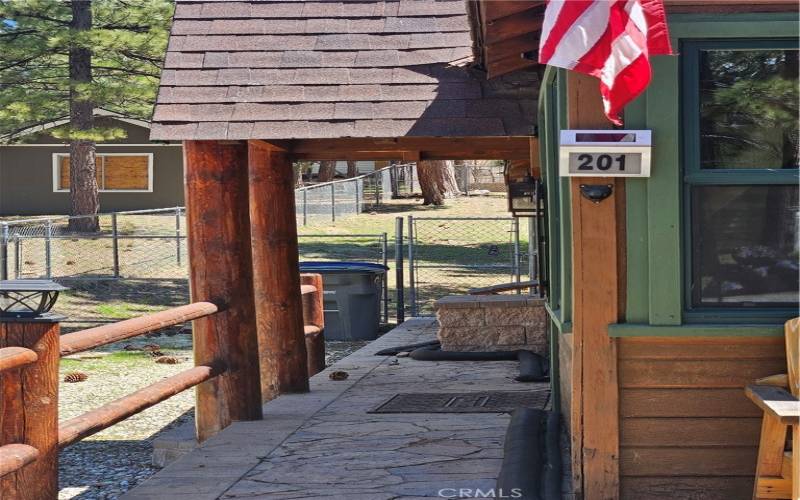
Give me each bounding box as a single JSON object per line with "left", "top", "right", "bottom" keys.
{"left": 611, "top": 13, "right": 797, "bottom": 336}
{"left": 538, "top": 67, "right": 572, "bottom": 333}
{"left": 681, "top": 38, "right": 799, "bottom": 321}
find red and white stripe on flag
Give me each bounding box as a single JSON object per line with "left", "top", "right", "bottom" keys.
{"left": 538, "top": 0, "right": 672, "bottom": 125}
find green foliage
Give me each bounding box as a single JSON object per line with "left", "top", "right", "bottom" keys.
{"left": 700, "top": 49, "right": 799, "bottom": 168}
{"left": 0, "top": 0, "right": 173, "bottom": 142}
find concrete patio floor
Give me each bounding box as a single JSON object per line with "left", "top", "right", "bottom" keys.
{"left": 122, "top": 318, "right": 551, "bottom": 500}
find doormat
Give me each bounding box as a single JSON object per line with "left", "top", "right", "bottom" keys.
{"left": 369, "top": 390, "right": 550, "bottom": 414}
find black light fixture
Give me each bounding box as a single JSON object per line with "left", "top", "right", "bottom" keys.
{"left": 0, "top": 280, "right": 67, "bottom": 319}
{"left": 507, "top": 176, "right": 538, "bottom": 215}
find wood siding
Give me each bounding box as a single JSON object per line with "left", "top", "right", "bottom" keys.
{"left": 618, "top": 336, "right": 786, "bottom": 500}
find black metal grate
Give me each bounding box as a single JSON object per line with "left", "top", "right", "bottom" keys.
{"left": 369, "top": 389, "right": 550, "bottom": 414}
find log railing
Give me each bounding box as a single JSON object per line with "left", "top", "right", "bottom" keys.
{"left": 59, "top": 302, "right": 219, "bottom": 356}
{"left": 0, "top": 274, "right": 325, "bottom": 499}
{"left": 0, "top": 347, "right": 41, "bottom": 483}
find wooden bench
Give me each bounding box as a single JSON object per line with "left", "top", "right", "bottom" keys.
{"left": 746, "top": 317, "right": 798, "bottom": 500}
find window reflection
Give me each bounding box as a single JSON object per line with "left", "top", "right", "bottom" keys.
{"left": 699, "top": 49, "right": 799, "bottom": 170}
{"left": 691, "top": 185, "right": 799, "bottom": 307}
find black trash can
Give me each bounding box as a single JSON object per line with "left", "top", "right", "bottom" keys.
{"left": 299, "top": 262, "right": 388, "bottom": 341}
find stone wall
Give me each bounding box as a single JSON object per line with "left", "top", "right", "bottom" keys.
{"left": 434, "top": 295, "right": 548, "bottom": 355}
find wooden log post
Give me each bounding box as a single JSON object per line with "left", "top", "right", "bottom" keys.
{"left": 183, "top": 140, "right": 263, "bottom": 442}
{"left": 567, "top": 72, "right": 624, "bottom": 499}
{"left": 301, "top": 273, "right": 326, "bottom": 377}
{"left": 0, "top": 317, "right": 61, "bottom": 499}
{"left": 247, "top": 140, "right": 309, "bottom": 400}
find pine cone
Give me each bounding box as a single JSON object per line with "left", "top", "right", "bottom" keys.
{"left": 329, "top": 370, "right": 349, "bottom": 381}
{"left": 155, "top": 356, "right": 180, "bottom": 365}
{"left": 63, "top": 372, "right": 88, "bottom": 383}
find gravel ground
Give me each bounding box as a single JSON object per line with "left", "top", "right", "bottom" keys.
{"left": 57, "top": 332, "right": 369, "bottom": 500}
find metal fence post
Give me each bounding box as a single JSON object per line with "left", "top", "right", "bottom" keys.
{"left": 302, "top": 189, "right": 308, "bottom": 226}
{"left": 394, "top": 217, "right": 404, "bottom": 323}
{"left": 407, "top": 215, "right": 416, "bottom": 317}
{"left": 381, "top": 232, "right": 389, "bottom": 323}
{"left": 529, "top": 216, "right": 538, "bottom": 296}
{"left": 13, "top": 234, "right": 20, "bottom": 279}
{"left": 111, "top": 213, "right": 120, "bottom": 278}
{"left": 44, "top": 219, "right": 52, "bottom": 279}
{"left": 355, "top": 180, "right": 361, "bottom": 215}
{"left": 512, "top": 218, "right": 521, "bottom": 293}
{"left": 0, "top": 223, "right": 8, "bottom": 280}
{"left": 175, "top": 207, "right": 182, "bottom": 266}
{"left": 375, "top": 172, "right": 381, "bottom": 206}
{"left": 330, "top": 184, "right": 336, "bottom": 223}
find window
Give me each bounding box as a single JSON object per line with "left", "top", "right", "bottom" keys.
{"left": 683, "top": 40, "right": 799, "bottom": 310}
{"left": 53, "top": 153, "right": 153, "bottom": 192}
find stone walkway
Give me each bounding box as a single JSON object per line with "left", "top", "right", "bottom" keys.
{"left": 122, "top": 318, "right": 550, "bottom": 500}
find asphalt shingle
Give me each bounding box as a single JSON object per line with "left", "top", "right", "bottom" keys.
{"left": 153, "top": 0, "right": 537, "bottom": 140}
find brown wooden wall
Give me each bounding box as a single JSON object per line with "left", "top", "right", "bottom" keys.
{"left": 618, "top": 336, "right": 786, "bottom": 500}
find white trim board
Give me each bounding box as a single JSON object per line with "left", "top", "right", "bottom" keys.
{"left": 52, "top": 152, "right": 155, "bottom": 193}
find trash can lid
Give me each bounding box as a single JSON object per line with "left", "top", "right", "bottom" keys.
{"left": 300, "top": 261, "right": 388, "bottom": 273}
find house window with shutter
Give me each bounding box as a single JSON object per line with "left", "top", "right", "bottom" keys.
{"left": 53, "top": 153, "right": 153, "bottom": 192}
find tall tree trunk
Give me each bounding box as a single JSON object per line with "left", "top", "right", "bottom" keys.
{"left": 68, "top": 0, "right": 99, "bottom": 232}
{"left": 292, "top": 162, "right": 304, "bottom": 187}
{"left": 417, "top": 160, "right": 460, "bottom": 206}
{"left": 346, "top": 161, "right": 358, "bottom": 178}
{"left": 317, "top": 160, "right": 336, "bottom": 182}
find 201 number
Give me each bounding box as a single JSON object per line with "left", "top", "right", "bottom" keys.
{"left": 576, "top": 154, "right": 625, "bottom": 171}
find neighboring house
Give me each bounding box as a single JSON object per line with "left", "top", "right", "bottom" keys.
{"left": 0, "top": 109, "right": 184, "bottom": 216}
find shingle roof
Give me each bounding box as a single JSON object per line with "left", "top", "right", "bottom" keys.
{"left": 151, "top": 0, "right": 538, "bottom": 140}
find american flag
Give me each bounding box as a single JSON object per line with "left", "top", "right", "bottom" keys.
{"left": 538, "top": 0, "right": 673, "bottom": 124}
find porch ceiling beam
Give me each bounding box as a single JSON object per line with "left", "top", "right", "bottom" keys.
{"left": 287, "top": 137, "right": 532, "bottom": 161}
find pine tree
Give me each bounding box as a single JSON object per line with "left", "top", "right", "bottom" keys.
{"left": 0, "top": 0, "right": 172, "bottom": 230}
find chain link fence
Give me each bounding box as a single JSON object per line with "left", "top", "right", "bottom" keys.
{"left": 1, "top": 165, "right": 533, "bottom": 326}
{"left": 0, "top": 165, "right": 409, "bottom": 327}
{"left": 407, "top": 216, "right": 528, "bottom": 315}
{"left": 0, "top": 214, "right": 390, "bottom": 328}
{"left": 296, "top": 163, "right": 418, "bottom": 226}
{"left": 454, "top": 162, "right": 507, "bottom": 195}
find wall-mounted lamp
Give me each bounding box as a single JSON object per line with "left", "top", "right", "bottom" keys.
{"left": 506, "top": 176, "right": 539, "bottom": 216}
{"left": 579, "top": 184, "right": 613, "bottom": 204}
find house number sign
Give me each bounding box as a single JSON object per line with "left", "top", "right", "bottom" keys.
{"left": 559, "top": 130, "right": 652, "bottom": 178}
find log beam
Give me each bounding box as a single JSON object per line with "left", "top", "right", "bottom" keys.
{"left": 0, "top": 319, "right": 60, "bottom": 499}
{"left": 60, "top": 302, "right": 218, "bottom": 356}
{"left": 0, "top": 444, "right": 39, "bottom": 479}
{"left": 248, "top": 140, "right": 309, "bottom": 399}
{"left": 183, "top": 140, "right": 263, "bottom": 442}
{"left": 0, "top": 347, "right": 37, "bottom": 373}
{"left": 288, "top": 137, "right": 531, "bottom": 161}
{"left": 58, "top": 364, "right": 221, "bottom": 448}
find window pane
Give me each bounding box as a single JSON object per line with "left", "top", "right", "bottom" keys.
{"left": 691, "top": 185, "right": 799, "bottom": 307}
{"left": 699, "top": 49, "right": 799, "bottom": 170}
{"left": 103, "top": 155, "right": 149, "bottom": 190}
